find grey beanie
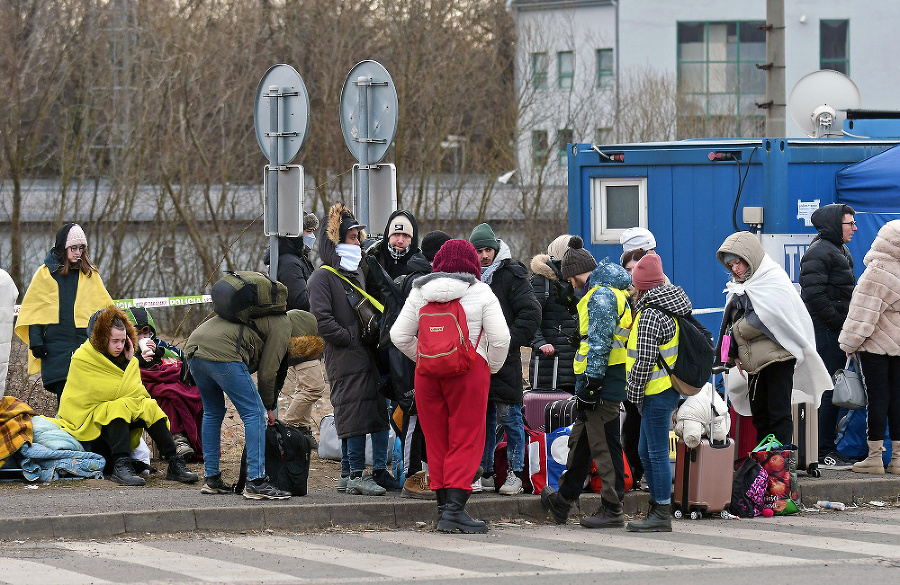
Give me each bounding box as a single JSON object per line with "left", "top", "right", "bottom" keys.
{"left": 560, "top": 236, "right": 598, "bottom": 280}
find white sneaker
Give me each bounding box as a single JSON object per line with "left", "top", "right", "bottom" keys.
{"left": 470, "top": 479, "right": 483, "bottom": 493}
{"left": 498, "top": 470, "right": 523, "bottom": 495}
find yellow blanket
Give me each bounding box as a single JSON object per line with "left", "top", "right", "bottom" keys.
{"left": 52, "top": 341, "right": 168, "bottom": 450}
{"left": 14, "top": 265, "right": 114, "bottom": 375}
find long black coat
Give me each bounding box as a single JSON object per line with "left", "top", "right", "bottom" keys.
{"left": 528, "top": 254, "right": 577, "bottom": 391}
{"left": 487, "top": 256, "right": 542, "bottom": 404}
{"left": 799, "top": 204, "right": 856, "bottom": 331}
{"left": 307, "top": 221, "right": 387, "bottom": 440}
{"left": 264, "top": 237, "right": 315, "bottom": 311}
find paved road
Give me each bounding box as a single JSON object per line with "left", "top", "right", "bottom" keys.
{"left": 3, "top": 508, "right": 900, "bottom": 585}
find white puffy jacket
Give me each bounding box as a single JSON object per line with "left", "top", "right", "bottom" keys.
{"left": 674, "top": 383, "right": 731, "bottom": 448}
{"left": 0, "top": 269, "right": 18, "bottom": 398}
{"left": 391, "top": 272, "right": 511, "bottom": 374}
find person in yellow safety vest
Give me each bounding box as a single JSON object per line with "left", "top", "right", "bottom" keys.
{"left": 540, "top": 237, "right": 633, "bottom": 529}
{"left": 623, "top": 253, "right": 693, "bottom": 533}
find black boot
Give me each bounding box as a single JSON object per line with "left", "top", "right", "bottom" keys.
{"left": 438, "top": 488, "right": 488, "bottom": 534}
{"left": 435, "top": 488, "right": 448, "bottom": 522}
{"left": 166, "top": 454, "right": 200, "bottom": 483}
{"left": 110, "top": 456, "right": 145, "bottom": 486}
{"left": 625, "top": 500, "right": 672, "bottom": 532}
{"left": 580, "top": 500, "right": 624, "bottom": 528}
{"left": 540, "top": 486, "right": 574, "bottom": 524}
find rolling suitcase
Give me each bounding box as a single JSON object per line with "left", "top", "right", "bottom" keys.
{"left": 730, "top": 410, "right": 758, "bottom": 463}
{"left": 523, "top": 356, "right": 572, "bottom": 431}
{"left": 673, "top": 437, "right": 735, "bottom": 519}
{"left": 792, "top": 401, "right": 821, "bottom": 477}
{"left": 544, "top": 397, "right": 577, "bottom": 432}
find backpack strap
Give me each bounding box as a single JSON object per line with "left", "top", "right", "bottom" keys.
{"left": 322, "top": 265, "right": 384, "bottom": 312}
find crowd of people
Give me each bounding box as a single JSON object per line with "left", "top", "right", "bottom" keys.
{"left": 4, "top": 202, "right": 900, "bottom": 535}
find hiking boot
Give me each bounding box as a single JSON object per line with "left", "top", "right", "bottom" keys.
{"left": 888, "top": 441, "right": 900, "bottom": 474}
{"left": 166, "top": 454, "right": 199, "bottom": 483}
{"left": 243, "top": 477, "right": 291, "bottom": 500}
{"left": 372, "top": 469, "right": 402, "bottom": 491}
{"left": 290, "top": 425, "right": 319, "bottom": 450}
{"left": 852, "top": 441, "right": 885, "bottom": 475}
{"left": 200, "top": 473, "right": 233, "bottom": 494}
{"left": 437, "top": 488, "right": 488, "bottom": 534}
{"left": 337, "top": 475, "right": 349, "bottom": 492}
{"left": 498, "top": 470, "right": 523, "bottom": 495}
{"left": 580, "top": 501, "right": 625, "bottom": 528}
{"left": 626, "top": 501, "right": 672, "bottom": 532}
{"left": 347, "top": 472, "right": 387, "bottom": 496}
{"left": 401, "top": 471, "right": 436, "bottom": 500}
{"left": 540, "top": 486, "right": 574, "bottom": 524}
{"left": 110, "top": 457, "right": 145, "bottom": 486}
{"left": 819, "top": 450, "right": 855, "bottom": 470}
{"left": 480, "top": 473, "right": 495, "bottom": 491}
{"left": 172, "top": 433, "right": 195, "bottom": 460}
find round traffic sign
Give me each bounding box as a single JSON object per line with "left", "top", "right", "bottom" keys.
{"left": 254, "top": 64, "right": 310, "bottom": 165}
{"left": 339, "top": 60, "right": 398, "bottom": 164}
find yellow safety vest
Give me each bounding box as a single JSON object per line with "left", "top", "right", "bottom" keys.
{"left": 625, "top": 309, "right": 679, "bottom": 396}
{"left": 574, "top": 286, "right": 633, "bottom": 375}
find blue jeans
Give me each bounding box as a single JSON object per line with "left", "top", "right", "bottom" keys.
{"left": 342, "top": 435, "right": 367, "bottom": 475}
{"left": 481, "top": 401, "right": 525, "bottom": 473}
{"left": 340, "top": 429, "right": 391, "bottom": 476}
{"left": 192, "top": 358, "right": 266, "bottom": 481}
{"left": 638, "top": 388, "right": 680, "bottom": 505}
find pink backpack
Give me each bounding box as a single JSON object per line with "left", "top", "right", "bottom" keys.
{"left": 416, "top": 298, "right": 481, "bottom": 378}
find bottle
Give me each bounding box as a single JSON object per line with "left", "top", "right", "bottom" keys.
{"left": 816, "top": 500, "right": 846, "bottom": 510}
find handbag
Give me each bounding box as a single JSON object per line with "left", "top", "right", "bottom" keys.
{"left": 323, "top": 265, "right": 383, "bottom": 347}
{"left": 832, "top": 353, "right": 867, "bottom": 410}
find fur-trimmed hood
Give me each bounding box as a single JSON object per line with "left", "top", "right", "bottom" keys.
{"left": 87, "top": 306, "right": 137, "bottom": 356}
{"left": 530, "top": 253, "right": 559, "bottom": 280}
{"left": 325, "top": 203, "right": 367, "bottom": 246}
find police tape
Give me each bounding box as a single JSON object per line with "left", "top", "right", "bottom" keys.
{"left": 13, "top": 294, "right": 212, "bottom": 316}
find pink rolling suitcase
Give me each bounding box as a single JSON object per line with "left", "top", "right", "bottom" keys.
{"left": 523, "top": 356, "right": 572, "bottom": 431}
{"left": 673, "top": 437, "right": 735, "bottom": 519}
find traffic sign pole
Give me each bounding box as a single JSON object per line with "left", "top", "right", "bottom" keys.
{"left": 357, "top": 76, "right": 370, "bottom": 227}
{"left": 268, "top": 85, "right": 280, "bottom": 281}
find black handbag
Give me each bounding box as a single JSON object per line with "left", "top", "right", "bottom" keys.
{"left": 323, "top": 265, "right": 382, "bottom": 347}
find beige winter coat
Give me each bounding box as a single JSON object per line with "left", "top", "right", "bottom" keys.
{"left": 839, "top": 220, "right": 900, "bottom": 356}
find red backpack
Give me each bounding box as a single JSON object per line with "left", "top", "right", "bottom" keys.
{"left": 416, "top": 298, "right": 481, "bottom": 378}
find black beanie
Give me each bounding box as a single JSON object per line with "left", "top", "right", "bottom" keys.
{"left": 560, "top": 236, "right": 598, "bottom": 280}
{"left": 421, "top": 230, "right": 453, "bottom": 262}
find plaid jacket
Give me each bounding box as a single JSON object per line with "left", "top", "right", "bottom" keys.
{"left": 0, "top": 396, "right": 36, "bottom": 466}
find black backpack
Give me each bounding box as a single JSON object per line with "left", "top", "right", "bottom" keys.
{"left": 729, "top": 457, "right": 768, "bottom": 518}
{"left": 647, "top": 304, "right": 715, "bottom": 394}
{"left": 236, "top": 421, "right": 311, "bottom": 496}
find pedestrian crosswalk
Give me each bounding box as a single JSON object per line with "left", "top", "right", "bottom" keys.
{"left": 3, "top": 509, "right": 900, "bottom": 584}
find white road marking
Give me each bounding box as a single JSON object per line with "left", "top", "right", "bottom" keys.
{"left": 0, "top": 558, "right": 112, "bottom": 585}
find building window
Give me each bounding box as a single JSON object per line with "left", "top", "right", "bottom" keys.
{"left": 557, "top": 128, "right": 573, "bottom": 166}
{"left": 595, "top": 127, "right": 613, "bottom": 145}
{"left": 532, "top": 130, "right": 548, "bottom": 167}
{"left": 531, "top": 52, "right": 548, "bottom": 90}
{"left": 590, "top": 177, "right": 648, "bottom": 244}
{"left": 820, "top": 20, "right": 849, "bottom": 75}
{"left": 596, "top": 48, "right": 614, "bottom": 88}
{"left": 162, "top": 245, "right": 176, "bottom": 273}
{"left": 558, "top": 51, "right": 574, "bottom": 90}
{"left": 676, "top": 21, "right": 766, "bottom": 138}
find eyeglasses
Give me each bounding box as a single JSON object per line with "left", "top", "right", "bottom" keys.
{"left": 842, "top": 221, "right": 857, "bottom": 227}
{"left": 67, "top": 244, "right": 86, "bottom": 252}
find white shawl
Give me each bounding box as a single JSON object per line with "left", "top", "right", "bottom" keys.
{"left": 723, "top": 254, "right": 832, "bottom": 415}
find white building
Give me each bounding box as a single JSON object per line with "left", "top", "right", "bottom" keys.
{"left": 510, "top": 0, "right": 900, "bottom": 183}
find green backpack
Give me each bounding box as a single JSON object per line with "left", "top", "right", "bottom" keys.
{"left": 211, "top": 271, "right": 288, "bottom": 324}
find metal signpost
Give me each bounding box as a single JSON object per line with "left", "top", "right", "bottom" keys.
{"left": 339, "top": 61, "right": 398, "bottom": 228}
{"left": 254, "top": 64, "right": 310, "bottom": 281}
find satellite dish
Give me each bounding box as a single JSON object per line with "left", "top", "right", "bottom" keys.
{"left": 788, "top": 70, "right": 861, "bottom": 138}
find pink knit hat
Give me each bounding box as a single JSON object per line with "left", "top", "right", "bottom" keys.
{"left": 65, "top": 224, "right": 87, "bottom": 249}
{"left": 631, "top": 254, "right": 665, "bottom": 290}
{"left": 432, "top": 239, "right": 482, "bottom": 279}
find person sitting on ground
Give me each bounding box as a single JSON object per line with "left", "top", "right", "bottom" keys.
{"left": 51, "top": 306, "right": 198, "bottom": 487}
{"left": 126, "top": 306, "right": 203, "bottom": 460}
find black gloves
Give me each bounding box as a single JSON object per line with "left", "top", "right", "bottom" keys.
{"left": 575, "top": 376, "right": 603, "bottom": 410}
{"left": 31, "top": 345, "right": 48, "bottom": 359}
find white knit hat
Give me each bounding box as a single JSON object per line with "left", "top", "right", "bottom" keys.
{"left": 619, "top": 227, "right": 656, "bottom": 261}
{"left": 66, "top": 224, "right": 87, "bottom": 248}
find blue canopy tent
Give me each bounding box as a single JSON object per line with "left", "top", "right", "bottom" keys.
{"left": 835, "top": 144, "right": 900, "bottom": 277}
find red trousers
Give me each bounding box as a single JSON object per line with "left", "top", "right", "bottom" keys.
{"left": 414, "top": 356, "right": 490, "bottom": 491}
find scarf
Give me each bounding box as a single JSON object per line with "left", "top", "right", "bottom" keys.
{"left": 303, "top": 233, "right": 316, "bottom": 249}
{"left": 389, "top": 245, "right": 410, "bottom": 260}
{"left": 481, "top": 240, "right": 512, "bottom": 285}
{"left": 335, "top": 243, "right": 362, "bottom": 271}
{"left": 723, "top": 254, "right": 832, "bottom": 414}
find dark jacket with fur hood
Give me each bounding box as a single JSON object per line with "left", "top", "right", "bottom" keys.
{"left": 799, "top": 204, "right": 856, "bottom": 331}
{"left": 528, "top": 254, "right": 577, "bottom": 391}
{"left": 307, "top": 203, "right": 388, "bottom": 439}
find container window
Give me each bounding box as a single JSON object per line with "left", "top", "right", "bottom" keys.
{"left": 590, "top": 177, "right": 647, "bottom": 244}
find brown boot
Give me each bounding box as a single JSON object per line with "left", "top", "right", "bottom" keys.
{"left": 887, "top": 441, "right": 900, "bottom": 474}
{"left": 852, "top": 440, "right": 885, "bottom": 474}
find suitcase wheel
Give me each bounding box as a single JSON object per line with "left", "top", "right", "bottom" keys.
{"left": 808, "top": 463, "right": 821, "bottom": 478}
{"left": 674, "top": 509, "right": 683, "bottom": 519}
{"left": 689, "top": 510, "right": 702, "bottom": 520}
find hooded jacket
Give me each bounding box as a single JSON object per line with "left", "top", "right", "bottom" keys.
{"left": 529, "top": 254, "right": 577, "bottom": 390}
{"left": 307, "top": 203, "right": 388, "bottom": 439}
{"left": 839, "top": 220, "right": 900, "bottom": 356}
{"left": 482, "top": 241, "right": 542, "bottom": 404}
{"left": 125, "top": 307, "right": 184, "bottom": 368}
{"left": 264, "top": 236, "right": 316, "bottom": 312}
{"left": 584, "top": 258, "right": 633, "bottom": 383}
{"left": 799, "top": 204, "right": 856, "bottom": 331}
{"left": 716, "top": 232, "right": 793, "bottom": 374}
{"left": 391, "top": 272, "right": 511, "bottom": 374}
{"left": 367, "top": 210, "right": 428, "bottom": 280}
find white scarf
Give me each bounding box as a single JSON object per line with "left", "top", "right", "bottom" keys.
{"left": 335, "top": 243, "right": 362, "bottom": 271}
{"left": 723, "top": 254, "right": 832, "bottom": 415}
